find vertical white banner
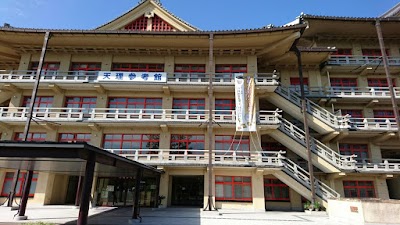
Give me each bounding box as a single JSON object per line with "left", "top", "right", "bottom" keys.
{"left": 235, "top": 74, "right": 256, "bottom": 132}
{"left": 235, "top": 74, "right": 246, "bottom": 131}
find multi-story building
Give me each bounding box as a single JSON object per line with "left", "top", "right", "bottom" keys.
{"left": 0, "top": 0, "right": 399, "bottom": 211}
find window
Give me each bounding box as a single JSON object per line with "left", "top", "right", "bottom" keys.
{"left": 373, "top": 110, "right": 395, "bottom": 118}
{"left": 215, "top": 135, "right": 250, "bottom": 156}
{"left": 59, "top": 133, "right": 91, "bottom": 143}
{"left": 215, "top": 176, "right": 252, "bottom": 201}
{"left": 174, "top": 64, "right": 206, "bottom": 73}
{"left": 14, "top": 133, "right": 46, "bottom": 142}
{"left": 368, "top": 78, "right": 395, "bottom": 87}
{"left": 172, "top": 98, "right": 205, "bottom": 114}
{"left": 330, "top": 78, "right": 357, "bottom": 87}
{"left": 264, "top": 178, "right": 290, "bottom": 201}
{"left": 103, "top": 134, "right": 160, "bottom": 154}
{"left": 341, "top": 110, "right": 363, "bottom": 118}
{"left": 30, "top": 62, "right": 60, "bottom": 75}
{"left": 333, "top": 49, "right": 352, "bottom": 56}
{"left": 112, "top": 63, "right": 164, "bottom": 72}
{"left": 362, "top": 49, "right": 389, "bottom": 57}
{"left": 152, "top": 14, "right": 174, "bottom": 31}
{"left": 215, "top": 64, "right": 247, "bottom": 81}
{"left": 170, "top": 134, "right": 204, "bottom": 154}
{"left": 215, "top": 99, "right": 235, "bottom": 114}
{"left": 262, "top": 142, "right": 286, "bottom": 151}
{"left": 65, "top": 97, "right": 97, "bottom": 113}
{"left": 70, "top": 63, "right": 101, "bottom": 72}
{"left": 125, "top": 15, "right": 148, "bottom": 31}
{"left": 108, "top": 98, "right": 162, "bottom": 113}
{"left": 22, "top": 96, "right": 53, "bottom": 109}
{"left": 1, "top": 172, "right": 38, "bottom": 197}
{"left": 343, "top": 181, "right": 375, "bottom": 198}
{"left": 339, "top": 144, "right": 369, "bottom": 162}
{"left": 290, "top": 77, "right": 309, "bottom": 91}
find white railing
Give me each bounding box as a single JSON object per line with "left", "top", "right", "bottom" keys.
{"left": 0, "top": 107, "right": 280, "bottom": 125}
{"left": 107, "top": 149, "right": 284, "bottom": 167}
{"left": 295, "top": 86, "right": 400, "bottom": 99}
{"left": 350, "top": 118, "right": 398, "bottom": 131}
{"left": 282, "top": 157, "right": 340, "bottom": 200}
{"left": 356, "top": 159, "right": 400, "bottom": 173}
{"left": 0, "top": 70, "right": 279, "bottom": 86}
{"left": 275, "top": 86, "right": 349, "bottom": 129}
{"left": 279, "top": 118, "right": 357, "bottom": 170}
{"left": 328, "top": 55, "right": 400, "bottom": 66}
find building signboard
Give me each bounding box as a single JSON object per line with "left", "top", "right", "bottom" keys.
{"left": 235, "top": 73, "right": 256, "bottom": 132}
{"left": 97, "top": 71, "right": 167, "bottom": 83}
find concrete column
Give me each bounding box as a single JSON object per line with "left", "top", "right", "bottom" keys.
{"left": 0, "top": 128, "right": 14, "bottom": 140}
{"left": 369, "top": 143, "right": 382, "bottom": 163}
{"left": 18, "top": 54, "right": 32, "bottom": 71}
{"left": 389, "top": 43, "right": 399, "bottom": 56}
{"left": 158, "top": 171, "right": 169, "bottom": 208}
{"left": 203, "top": 168, "right": 215, "bottom": 209}
{"left": 58, "top": 54, "right": 72, "bottom": 72}
{"left": 90, "top": 129, "right": 103, "bottom": 148}
{"left": 290, "top": 188, "right": 302, "bottom": 211}
{"left": 43, "top": 173, "right": 55, "bottom": 205}
{"left": 46, "top": 129, "right": 59, "bottom": 142}
{"left": 101, "top": 55, "right": 113, "bottom": 71}
{"left": 164, "top": 56, "right": 174, "bottom": 74}
{"left": 95, "top": 94, "right": 108, "bottom": 109}
{"left": 52, "top": 92, "right": 65, "bottom": 108}
{"left": 364, "top": 108, "right": 374, "bottom": 118}
{"left": 352, "top": 43, "right": 362, "bottom": 55}
{"left": 375, "top": 177, "right": 390, "bottom": 199}
{"left": 252, "top": 170, "right": 265, "bottom": 210}
{"left": 358, "top": 76, "right": 368, "bottom": 88}
{"left": 247, "top": 55, "right": 257, "bottom": 74}
{"left": 9, "top": 93, "right": 23, "bottom": 108}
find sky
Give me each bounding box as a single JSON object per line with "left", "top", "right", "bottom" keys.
{"left": 0, "top": 0, "right": 398, "bottom": 30}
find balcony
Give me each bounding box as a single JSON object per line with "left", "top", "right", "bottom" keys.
{"left": 328, "top": 55, "right": 400, "bottom": 66}
{"left": 300, "top": 87, "right": 400, "bottom": 99}
{"left": 0, "top": 71, "right": 279, "bottom": 92}
{"left": 0, "top": 107, "right": 280, "bottom": 127}
{"left": 350, "top": 118, "right": 398, "bottom": 131}
{"left": 106, "top": 149, "right": 285, "bottom": 168}
{"left": 356, "top": 159, "right": 400, "bottom": 173}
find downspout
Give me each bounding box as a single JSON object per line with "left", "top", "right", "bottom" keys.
{"left": 290, "top": 17, "right": 317, "bottom": 206}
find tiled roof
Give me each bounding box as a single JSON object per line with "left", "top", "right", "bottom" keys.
{"left": 381, "top": 2, "right": 400, "bottom": 18}
{"left": 95, "top": 0, "right": 200, "bottom": 31}
{"left": 302, "top": 14, "right": 400, "bottom": 22}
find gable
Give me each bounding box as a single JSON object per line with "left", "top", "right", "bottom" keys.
{"left": 96, "top": 0, "right": 198, "bottom": 31}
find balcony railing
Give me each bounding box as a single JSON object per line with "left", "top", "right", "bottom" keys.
{"left": 0, "top": 107, "right": 280, "bottom": 125}
{"left": 350, "top": 118, "right": 398, "bottom": 131}
{"left": 106, "top": 149, "right": 285, "bottom": 167}
{"left": 294, "top": 86, "right": 400, "bottom": 99}
{"left": 0, "top": 71, "right": 279, "bottom": 86}
{"left": 356, "top": 159, "right": 400, "bottom": 173}
{"left": 328, "top": 55, "right": 400, "bottom": 66}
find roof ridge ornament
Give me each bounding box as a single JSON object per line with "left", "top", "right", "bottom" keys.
{"left": 139, "top": 0, "right": 162, "bottom": 5}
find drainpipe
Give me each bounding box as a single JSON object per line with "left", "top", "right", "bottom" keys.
{"left": 15, "top": 31, "right": 51, "bottom": 220}
{"left": 375, "top": 19, "right": 400, "bottom": 140}
{"left": 205, "top": 33, "right": 216, "bottom": 211}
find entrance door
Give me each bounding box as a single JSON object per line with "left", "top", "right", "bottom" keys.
{"left": 171, "top": 176, "right": 204, "bottom": 207}
{"left": 65, "top": 176, "right": 80, "bottom": 205}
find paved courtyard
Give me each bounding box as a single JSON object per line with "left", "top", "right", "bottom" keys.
{"left": 0, "top": 206, "right": 358, "bottom": 225}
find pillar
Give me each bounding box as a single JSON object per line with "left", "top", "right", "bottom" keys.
{"left": 158, "top": 171, "right": 169, "bottom": 208}
{"left": 77, "top": 152, "right": 96, "bottom": 225}
{"left": 17, "top": 54, "right": 32, "bottom": 71}
{"left": 369, "top": 143, "right": 383, "bottom": 163}
{"left": 252, "top": 170, "right": 265, "bottom": 210}
{"left": 132, "top": 169, "right": 143, "bottom": 219}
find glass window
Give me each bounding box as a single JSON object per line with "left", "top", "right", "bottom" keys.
{"left": 215, "top": 135, "right": 250, "bottom": 156}
{"left": 1, "top": 172, "right": 38, "bottom": 197}
{"left": 343, "top": 180, "right": 375, "bottom": 198}
{"left": 215, "top": 176, "right": 252, "bottom": 201}
{"left": 14, "top": 133, "right": 46, "bottom": 142}
{"left": 112, "top": 63, "right": 164, "bottom": 72}
{"left": 59, "top": 133, "right": 91, "bottom": 143}
{"left": 264, "top": 178, "right": 290, "bottom": 201}
{"left": 103, "top": 134, "right": 160, "bottom": 154}
{"left": 172, "top": 98, "right": 205, "bottom": 114}
{"left": 339, "top": 144, "right": 369, "bottom": 162}
{"left": 170, "top": 134, "right": 205, "bottom": 154}
{"left": 330, "top": 78, "right": 357, "bottom": 87}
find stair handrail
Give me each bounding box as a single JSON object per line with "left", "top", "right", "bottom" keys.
{"left": 281, "top": 157, "right": 340, "bottom": 200}
{"left": 275, "top": 85, "right": 350, "bottom": 129}
{"left": 279, "top": 118, "right": 357, "bottom": 170}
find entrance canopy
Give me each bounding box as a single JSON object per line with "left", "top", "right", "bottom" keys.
{"left": 0, "top": 141, "right": 161, "bottom": 177}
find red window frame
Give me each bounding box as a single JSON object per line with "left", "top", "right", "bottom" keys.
{"left": 341, "top": 109, "right": 363, "bottom": 118}
{"left": 215, "top": 176, "right": 252, "bottom": 201}
{"left": 215, "top": 135, "right": 250, "bottom": 156}
{"left": 174, "top": 64, "right": 206, "bottom": 73}
{"left": 111, "top": 63, "right": 164, "bottom": 72}
{"left": 330, "top": 78, "right": 357, "bottom": 87}
{"left": 1, "top": 172, "right": 38, "bottom": 197}
{"left": 215, "top": 64, "right": 247, "bottom": 73}
{"left": 367, "top": 78, "right": 396, "bottom": 87}
{"left": 30, "top": 62, "right": 60, "bottom": 72}
{"left": 65, "top": 97, "right": 97, "bottom": 109}
{"left": 152, "top": 14, "right": 174, "bottom": 31}
{"left": 333, "top": 49, "right": 353, "bottom": 56}
{"left": 172, "top": 98, "right": 205, "bottom": 114}
{"left": 290, "top": 77, "right": 309, "bottom": 86}
{"left": 108, "top": 97, "right": 162, "bottom": 110}
{"left": 124, "top": 15, "right": 148, "bottom": 31}
{"left": 264, "top": 178, "right": 290, "bottom": 201}
{"left": 373, "top": 110, "right": 395, "bottom": 118}
{"left": 262, "top": 142, "right": 286, "bottom": 151}
{"left": 59, "top": 133, "right": 91, "bottom": 143}
{"left": 343, "top": 180, "right": 376, "bottom": 198}
{"left": 103, "top": 134, "right": 160, "bottom": 153}
{"left": 339, "top": 144, "right": 369, "bottom": 162}
{"left": 362, "top": 49, "right": 390, "bottom": 56}
{"left": 70, "top": 63, "right": 101, "bottom": 71}
{"left": 215, "top": 99, "right": 235, "bottom": 113}
{"left": 22, "top": 96, "right": 53, "bottom": 108}
{"left": 14, "top": 133, "right": 46, "bottom": 141}
{"left": 170, "top": 134, "right": 205, "bottom": 154}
